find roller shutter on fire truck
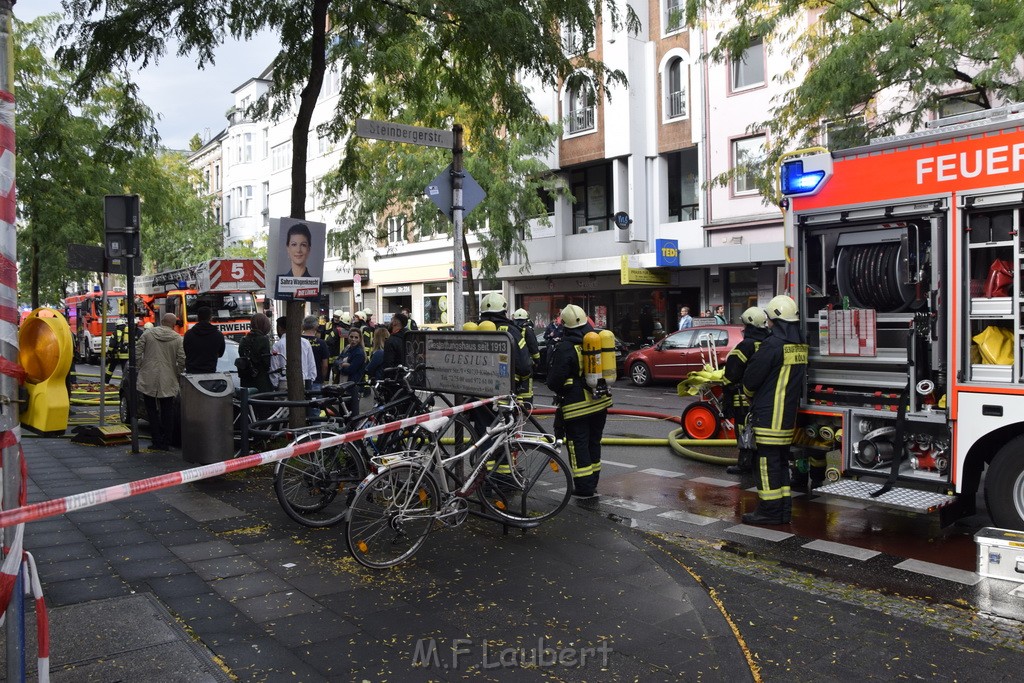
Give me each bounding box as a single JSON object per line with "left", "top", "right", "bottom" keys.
{"left": 780, "top": 104, "right": 1024, "bottom": 530}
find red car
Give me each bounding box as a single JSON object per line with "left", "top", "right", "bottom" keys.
{"left": 624, "top": 325, "right": 745, "bottom": 386}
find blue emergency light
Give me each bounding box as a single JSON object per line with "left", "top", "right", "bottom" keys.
{"left": 779, "top": 152, "right": 833, "bottom": 198}
{"left": 177, "top": 280, "right": 188, "bottom": 289}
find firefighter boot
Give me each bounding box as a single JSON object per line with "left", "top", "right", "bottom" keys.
{"left": 742, "top": 504, "right": 785, "bottom": 526}
{"left": 781, "top": 495, "right": 793, "bottom": 524}
{"left": 726, "top": 448, "right": 754, "bottom": 475}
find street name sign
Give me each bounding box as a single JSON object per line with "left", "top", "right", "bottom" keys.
{"left": 355, "top": 119, "right": 454, "bottom": 149}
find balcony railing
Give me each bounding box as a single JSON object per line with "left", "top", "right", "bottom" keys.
{"left": 568, "top": 106, "right": 596, "bottom": 134}
{"left": 668, "top": 91, "right": 687, "bottom": 119}
{"left": 674, "top": 203, "right": 700, "bottom": 221}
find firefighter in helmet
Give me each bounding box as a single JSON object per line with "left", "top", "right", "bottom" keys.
{"left": 546, "top": 304, "right": 613, "bottom": 498}
{"left": 478, "top": 294, "right": 533, "bottom": 399}
{"left": 723, "top": 306, "right": 771, "bottom": 475}
{"left": 104, "top": 322, "right": 131, "bottom": 384}
{"left": 512, "top": 308, "right": 541, "bottom": 387}
{"left": 741, "top": 295, "right": 808, "bottom": 525}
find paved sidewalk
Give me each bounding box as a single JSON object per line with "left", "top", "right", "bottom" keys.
{"left": 8, "top": 436, "right": 749, "bottom": 681}
{"left": 6, "top": 434, "right": 1024, "bottom": 681}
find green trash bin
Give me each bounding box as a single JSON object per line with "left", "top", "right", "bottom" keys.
{"left": 180, "top": 373, "right": 234, "bottom": 464}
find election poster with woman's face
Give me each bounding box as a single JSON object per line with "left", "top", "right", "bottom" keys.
{"left": 267, "top": 218, "right": 326, "bottom": 301}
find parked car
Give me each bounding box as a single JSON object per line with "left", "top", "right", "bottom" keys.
{"left": 623, "top": 325, "right": 744, "bottom": 386}
{"left": 534, "top": 328, "right": 629, "bottom": 379}
{"left": 120, "top": 339, "right": 241, "bottom": 424}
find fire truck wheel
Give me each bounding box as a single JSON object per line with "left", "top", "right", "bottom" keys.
{"left": 984, "top": 437, "right": 1024, "bottom": 531}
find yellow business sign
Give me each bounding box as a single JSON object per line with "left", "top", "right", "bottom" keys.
{"left": 620, "top": 255, "right": 670, "bottom": 285}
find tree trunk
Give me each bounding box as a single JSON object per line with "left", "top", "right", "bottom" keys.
{"left": 285, "top": 0, "right": 329, "bottom": 427}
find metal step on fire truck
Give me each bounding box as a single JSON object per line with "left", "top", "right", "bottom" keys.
{"left": 136, "top": 258, "right": 266, "bottom": 338}
{"left": 779, "top": 103, "right": 1024, "bottom": 531}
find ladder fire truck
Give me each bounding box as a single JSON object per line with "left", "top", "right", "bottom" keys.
{"left": 64, "top": 289, "right": 130, "bottom": 363}
{"left": 137, "top": 258, "right": 265, "bottom": 337}
{"left": 779, "top": 103, "right": 1024, "bottom": 530}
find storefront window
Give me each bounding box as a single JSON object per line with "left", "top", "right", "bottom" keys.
{"left": 727, "top": 268, "right": 759, "bottom": 322}
{"left": 423, "top": 282, "right": 448, "bottom": 325}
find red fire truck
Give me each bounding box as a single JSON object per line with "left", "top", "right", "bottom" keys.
{"left": 64, "top": 289, "right": 129, "bottom": 363}
{"left": 780, "top": 104, "right": 1024, "bottom": 530}
{"left": 137, "top": 258, "right": 265, "bottom": 338}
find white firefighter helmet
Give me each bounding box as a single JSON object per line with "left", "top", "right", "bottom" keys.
{"left": 740, "top": 306, "right": 768, "bottom": 328}
{"left": 766, "top": 295, "right": 799, "bottom": 322}
{"left": 512, "top": 308, "right": 529, "bottom": 320}
{"left": 353, "top": 310, "right": 365, "bottom": 321}
{"left": 362, "top": 308, "right": 373, "bottom": 318}
{"left": 481, "top": 292, "right": 508, "bottom": 313}
{"left": 333, "top": 309, "right": 343, "bottom": 319}
{"left": 560, "top": 304, "right": 587, "bottom": 329}
{"left": 340, "top": 311, "right": 352, "bottom": 325}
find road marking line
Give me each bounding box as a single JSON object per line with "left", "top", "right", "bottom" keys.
{"left": 726, "top": 524, "right": 793, "bottom": 542}
{"left": 599, "top": 498, "right": 657, "bottom": 512}
{"left": 894, "top": 559, "right": 981, "bottom": 586}
{"left": 802, "top": 539, "right": 880, "bottom": 561}
{"left": 690, "top": 477, "right": 739, "bottom": 488}
{"left": 602, "top": 459, "right": 637, "bottom": 469}
{"left": 640, "top": 468, "right": 685, "bottom": 478}
{"left": 658, "top": 510, "right": 720, "bottom": 526}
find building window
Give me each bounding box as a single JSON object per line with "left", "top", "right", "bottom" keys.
{"left": 243, "top": 132, "right": 252, "bottom": 162}
{"left": 387, "top": 215, "right": 406, "bottom": 245}
{"left": 203, "top": 168, "right": 211, "bottom": 192}
{"left": 234, "top": 187, "right": 243, "bottom": 217}
{"left": 570, "top": 162, "right": 612, "bottom": 233}
{"left": 938, "top": 91, "right": 986, "bottom": 119}
{"left": 213, "top": 163, "right": 221, "bottom": 190}
{"left": 667, "top": 148, "right": 699, "bottom": 221}
{"left": 262, "top": 182, "right": 270, "bottom": 225}
{"left": 262, "top": 128, "right": 269, "bottom": 159}
{"left": 537, "top": 188, "right": 556, "bottom": 218}
{"left": 243, "top": 185, "right": 253, "bottom": 216}
{"left": 666, "top": 57, "right": 687, "bottom": 119}
{"left": 566, "top": 76, "right": 596, "bottom": 135}
{"left": 214, "top": 206, "right": 222, "bottom": 225}
{"left": 732, "top": 135, "right": 766, "bottom": 195}
{"left": 562, "top": 22, "right": 588, "bottom": 55}
{"left": 821, "top": 115, "right": 867, "bottom": 150}
{"left": 664, "top": 0, "right": 684, "bottom": 33}
{"left": 731, "top": 36, "right": 765, "bottom": 90}
{"left": 271, "top": 141, "right": 292, "bottom": 173}
{"left": 423, "top": 282, "right": 447, "bottom": 325}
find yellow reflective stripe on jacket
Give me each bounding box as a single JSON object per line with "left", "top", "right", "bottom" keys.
{"left": 561, "top": 392, "right": 612, "bottom": 420}
{"left": 727, "top": 347, "right": 748, "bottom": 364}
{"left": 753, "top": 426, "right": 797, "bottom": 445}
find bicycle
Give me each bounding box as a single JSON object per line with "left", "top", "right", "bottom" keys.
{"left": 272, "top": 366, "right": 479, "bottom": 528}
{"left": 344, "top": 397, "right": 572, "bottom": 569}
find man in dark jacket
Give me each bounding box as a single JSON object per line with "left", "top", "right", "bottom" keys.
{"left": 723, "top": 306, "right": 771, "bottom": 475}
{"left": 382, "top": 312, "right": 409, "bottom": 369}
{"left": 741, "top": 295, "right": 808, "bottom": 526}
{"left": 182, "top": 306, "right": 225, "bottom": 374}
{"left": 546, "top": 304, "right": 612, "bottom": 499}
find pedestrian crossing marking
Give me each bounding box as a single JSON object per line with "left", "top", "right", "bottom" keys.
{"left": 658, "top": 510, "right": 720, "bottom": 526}
{"left": 802, "top": 539, "right": 880, "bottom": 561}
{"left": 640, "top": 468, "right": 685, "bottom": 478}
{"left": 726, "top": 524, "right": 794, "bottom": 542}
{"left": 599, "top": 498, "right": 657, "bottom": 513}
{"left": 602, "top": 459, "right": 637, "bottom": 469}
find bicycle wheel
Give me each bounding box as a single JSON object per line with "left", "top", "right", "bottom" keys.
{"left": 345, "top": 463, "right": 439, "bottom": 569}
{"left": 274, "top": 433, "right": 366, "bottom": 528}
{"left": 478, "top": 441, "right": 572, "bottom": 523}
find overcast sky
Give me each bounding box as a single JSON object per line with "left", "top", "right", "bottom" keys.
{"left": 19, "top": 0, "right": 279, "bottom": 150}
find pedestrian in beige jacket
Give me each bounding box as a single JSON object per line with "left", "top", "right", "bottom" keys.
{"left": 136, "top": 313, "right": 185, "bottom": 450}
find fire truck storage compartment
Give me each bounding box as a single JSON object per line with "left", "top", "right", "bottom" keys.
{"left": 846, "top": 409, "right": 951, "bottom": 484}
{"left": 962, "top": 202, "right": 1022, "bottom": 384}
{"left": 799, "top": 215, "right": 942, "bottom": 409}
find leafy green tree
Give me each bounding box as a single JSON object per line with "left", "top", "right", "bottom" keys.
{"left": 685, "top": 0, "right": 1024, "bottom": 197}
{"left": 16, "top": 14, "right": 226, "bottom": 307}
{"left": 56, "top": 0, "right": 635, "bottom": 409}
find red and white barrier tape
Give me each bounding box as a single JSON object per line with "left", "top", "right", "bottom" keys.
{"left": 0, "top": 396, "right": 496, "bottom": 529}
